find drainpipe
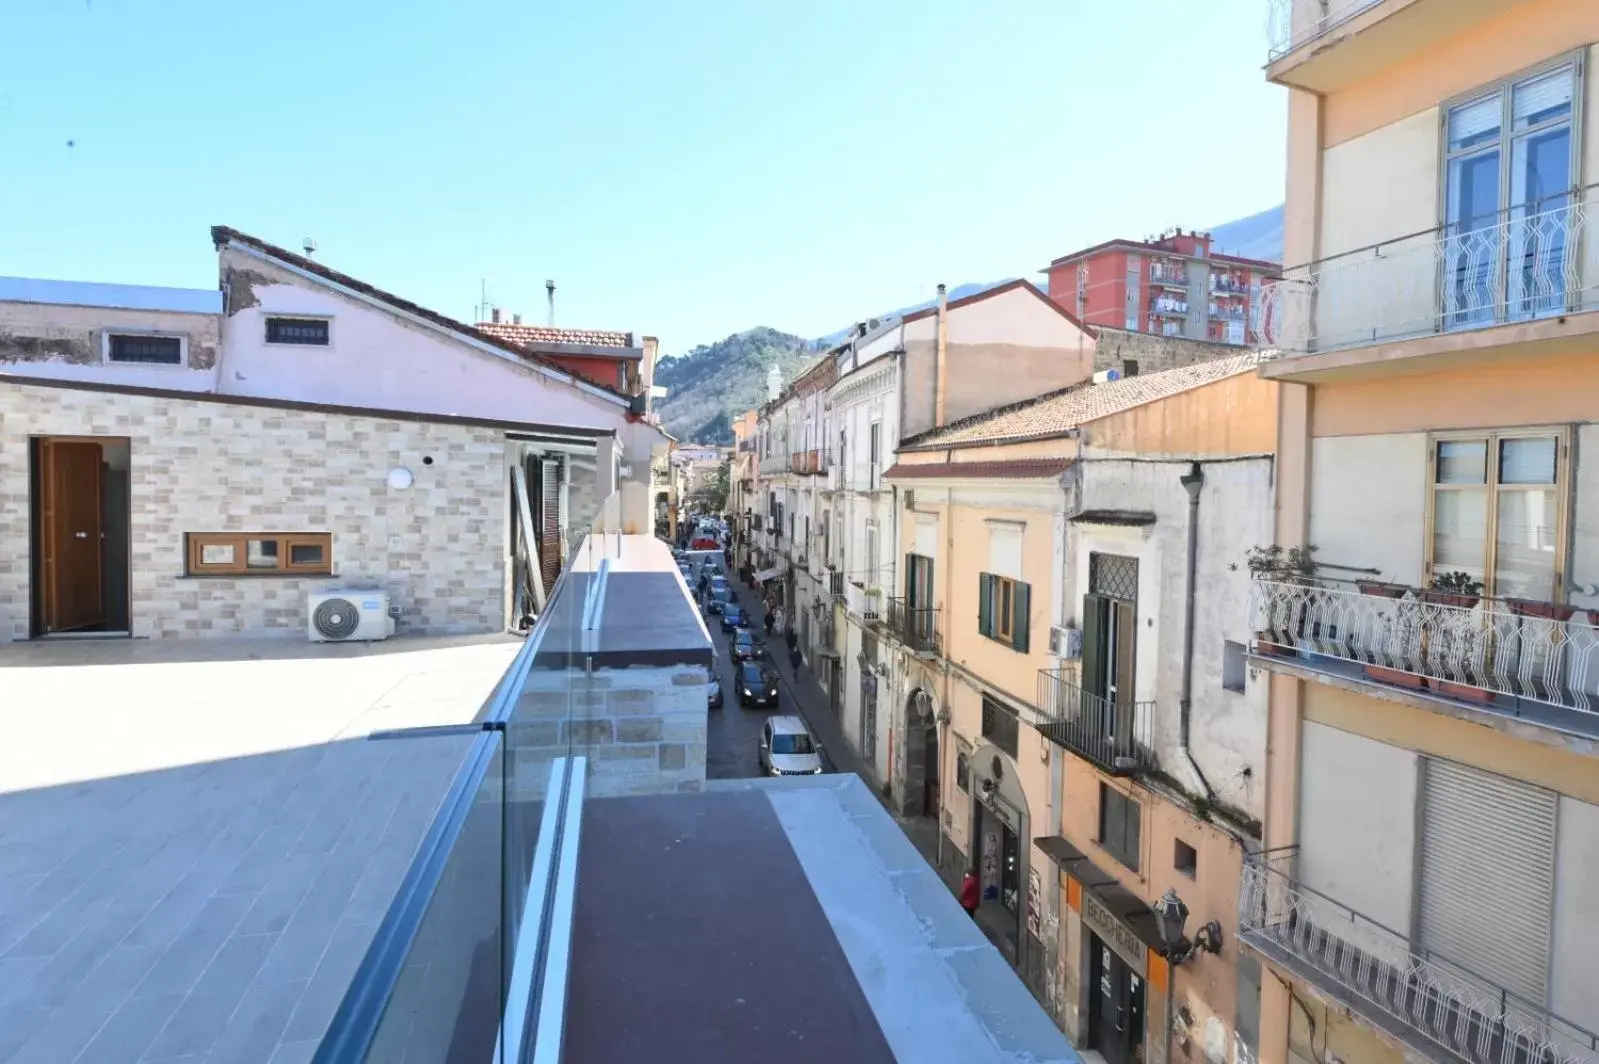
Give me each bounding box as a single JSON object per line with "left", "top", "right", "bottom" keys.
{"left": 942, "top": 483, "right": 959, "bottom": 876}
{"left": 1178, "top": 462, "right": 1217, "bottom": 802}
{"left": 933, "top": 283, "right": 949, "bottom": 429}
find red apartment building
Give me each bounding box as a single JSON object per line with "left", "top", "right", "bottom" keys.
{"left": 1044, "top": 228, "right": 1280, "bottom": 346}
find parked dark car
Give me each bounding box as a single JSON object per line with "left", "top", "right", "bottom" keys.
{"left": 730, "top": 627, "right": 766, "bottom": 662}
{"left": 737, "top": 661, "right": 780, "bottom": 708}
{"left": 704, "top": 585, "right": 732, "bottom": 615}
{"left": 707, "top": 676, "right": 723, "bottom": 709}
{"left": 721, "top": 602, "right": 748, "bottom": 632}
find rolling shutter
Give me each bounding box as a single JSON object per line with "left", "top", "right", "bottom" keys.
{"left": 1417, "top": 758, "right": 1556, "bottom": 1007}
{"left": 539, "top": 458, "right": 562, "bottom": 594}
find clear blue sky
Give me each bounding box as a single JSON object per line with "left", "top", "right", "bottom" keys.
{"left": 0, "top": 0, "right": 1285, "bottom": 356}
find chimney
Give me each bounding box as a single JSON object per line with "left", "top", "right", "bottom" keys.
{"left": 545, "top": 280, "right": 556, "bottom": 326}
{"left": 933, "top": 283, "right": 949, "bottom": 428}
{"left": 767, "top": 364, "right": 782, "bottom": 402}
{"left": 491, "top": 308, "right": 502, "bottom": 324}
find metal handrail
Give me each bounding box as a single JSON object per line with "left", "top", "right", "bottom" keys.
{"left": 1240, "top": 849, "right": 1599, "bottom": 1064}
{"left": 885, "top": 596, "right": 941, "bottom": 655}
{"left": 1033, "top": 670, "right": 1156, "bottom": 775}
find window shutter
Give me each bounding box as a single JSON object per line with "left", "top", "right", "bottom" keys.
{"left": 1081, "top": 593, "right": 1109, "bottom": 700}
{"left": 1013, "top": 582, "right": 1031, "bottom": 653}
{"left": 905, "top": 553, "right": 914, "bottom": 602}
{"left": 978, "top": 573, "right": 993, "bottom": 637}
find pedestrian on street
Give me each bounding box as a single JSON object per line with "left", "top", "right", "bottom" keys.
{"left": 960, "top": 871, "right": 980, "bottom": 920}
{"left": 788, "top": 641, "right": 802, "bottom": 672}
{"left": 763, "top": 606, "right": 774, "bottom": 635}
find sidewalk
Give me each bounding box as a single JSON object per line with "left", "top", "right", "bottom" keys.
{"left": 730, "top": 576, "right": 949, "bottom": 888}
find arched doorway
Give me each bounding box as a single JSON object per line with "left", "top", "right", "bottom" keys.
{"left": 901, "top": 689, "right": 939, "bottom": 819}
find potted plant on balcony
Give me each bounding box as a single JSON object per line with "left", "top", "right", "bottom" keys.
{"left": 1420, "top": 570, "right": 1483, "bottom": 609}
{"left": 1245, "top": 544, "right": 1318, "bottom": 658}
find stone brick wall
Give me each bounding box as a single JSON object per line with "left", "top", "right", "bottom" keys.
{"left": 0, "top": 379, "right": 508, "bottom": 640}
{"left": 1090, "top": 327, "right": 1249, "bottom": 376}
{"left": 509, "top": 661, "right": 708, "bottom": 797}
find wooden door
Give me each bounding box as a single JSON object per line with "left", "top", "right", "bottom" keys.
{"left": 41, "top": 440, "right": 105, "bottom": 633}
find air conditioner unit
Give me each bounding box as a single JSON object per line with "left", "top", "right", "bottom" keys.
{"left": 1049, "top": 624, "right": 1081, "bottom": 660}
{"left": 308, "top": 590, "right": 394, "bottom": 643}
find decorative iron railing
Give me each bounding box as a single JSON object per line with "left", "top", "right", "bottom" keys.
{"left": 885, "top": 597, "right": 941, "bottom": 657}
{"left": 1032, "top": 670, "right": 1155, "bottom": 776}
{"left": 1249, "top": 579, "right": 1599, "bottom": 727}
{"left": 1259, "top": 188, "right": 1599, "bottom": 356}
{"left": 1266, "top": 0, "right": 1383, "bottom": 61}
{"left": 1239, "top": 849, "right": 1599, "bottom": 1064}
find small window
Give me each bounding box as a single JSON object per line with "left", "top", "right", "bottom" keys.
{"left": 108, "top": 334, "right": 183, "bottom": 365}
{"left": 978, "top": 572, "right": 1031, "bottom": 652}
{"left": 187, "top": 532, "right": 333, "bottom": 576}
{"left": 1098, "top": 783, "right": 1141, "bottom": 872}
{"left": 955, "top": 750, "right": 970, "bottom": 793}
{"left": 1175, "top": 839, "right": 1198, "bottom": 879}
{"left": 1223, "top": 640, "right": 1247, "bottom": 693}
{"left": 265, "top": 317, "right": 330, "bottom": 346}
{"left": 981, "top": 696, "right": 1019, "bottom": 759}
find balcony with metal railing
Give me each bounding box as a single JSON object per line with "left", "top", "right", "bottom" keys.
{"left": 758, "top": 451, "right": 790, "bottom": 476}
{"left": 1032, "top": 670, "right": 1156, "bottom": 776}
{"left": 1264, "top": 0, "right": 1511, "bottom": 93}
{"left": 1248, "top": 578, "right": 1599, "bottom": 740}
{"left": 789, "top": 448, "right": 830, "bottom": 475}
{"left": 1259, "top": 188, "right": 1599, "bottom": 362}
{"left": 1239, "top": 848, "right": 1599, "bottom": 1064}
{"left": 884, "top": 597, "right": 941, "bottom": 658}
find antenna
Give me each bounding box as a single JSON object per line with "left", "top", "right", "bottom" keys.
{"left": 302, "top": 237, "right": 317, "bottom": 258}
{"left": 545, "top": 280, "right": 556, "bottom": 326}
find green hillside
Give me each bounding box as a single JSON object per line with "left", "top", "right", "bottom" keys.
{"left": 654, "top": 327, "right": 817, "bottom": 444}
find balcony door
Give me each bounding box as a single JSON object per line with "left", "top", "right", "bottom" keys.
{"left": 1443, "top": 61, "right": 1577, "bottom": 331}
{"left": 1081, "top": 553, "right": 1139, "bottom": 748}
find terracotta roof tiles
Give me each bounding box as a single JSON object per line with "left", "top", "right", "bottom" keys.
{"left": 902, "top": 352, "right": 1265, "bottom": 448}
{"left": 476, "top": 322, "right": 633, "bottom": 349}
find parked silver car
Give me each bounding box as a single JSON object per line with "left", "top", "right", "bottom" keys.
{"left": 758, "top": 715, "right": 823, "bottom": 776}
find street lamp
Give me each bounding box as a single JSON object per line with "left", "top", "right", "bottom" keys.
{"left": 1151, "top": 888, "right": 1223, "bottom": 1064}
{"left": 1153, "top": 888, "right": 1191, "bottom": 958}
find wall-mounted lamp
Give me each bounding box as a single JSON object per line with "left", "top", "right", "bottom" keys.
{"left": 387, "top": 468, "right": 414, "bottom": 490}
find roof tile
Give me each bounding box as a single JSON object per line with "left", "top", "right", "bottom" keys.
{"left": 476, "top": 322, "right": 633, "bottom": 349}
{"left": 903, "top": 352, "right": 1265, "bottom": 448}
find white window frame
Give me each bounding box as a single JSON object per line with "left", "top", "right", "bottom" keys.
{"left": 102, "top": 330, "right": 188, "bottom": 368}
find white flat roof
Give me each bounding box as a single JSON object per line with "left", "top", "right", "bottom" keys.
{"left": 0, "top": 275, "right": 222, "bottom": 314}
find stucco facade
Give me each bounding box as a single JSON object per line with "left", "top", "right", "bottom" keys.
{"left": 880, "top": 363, "right": 1279, "bottom": 1060}
{"left": 1258, "top": 5, "right": 1599, "bottom": 1063}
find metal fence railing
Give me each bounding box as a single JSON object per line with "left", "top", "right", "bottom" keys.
{"left": 1266, "top": 0, "right": 1382, "bottom": 61}
{"left": 1259, "top": 187, "right": 1599, "bottom": 356}
{"left": 885, "top": 597, "right": 941, "bottom": 657}
{"left": 1249, "top": 578, "right": 1599, "bottom": 729}
{"left": 1239, "top": 848, "right": 1599, "bottom": 1064}
{"left": 1032, "top": 670, "right": 1155, "bottom": 776}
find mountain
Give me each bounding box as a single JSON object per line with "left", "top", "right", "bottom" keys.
{"left": 815, "top": 280, "right": 1010, "bottom": 347}
{"left": 654, "top": 327, "right": 818, "bottom": 444}
{"left": 1209, "top": 205, "right": 1284, "bottom": 264}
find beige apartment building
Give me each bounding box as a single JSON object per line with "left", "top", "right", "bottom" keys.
{"left": 880, "top": 356, "right": 1280, "bottom": 1064}
{"left": 1251, "top": 4, "right": 1599, "bottom": 1064}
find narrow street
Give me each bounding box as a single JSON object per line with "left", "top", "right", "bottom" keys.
{"left": 706, "top": 567, "right": 946, "bottom": 883}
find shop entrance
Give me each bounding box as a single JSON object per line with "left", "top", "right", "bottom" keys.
{"left": 1089, "top": 933, "right": 1146, "bottom": 1064}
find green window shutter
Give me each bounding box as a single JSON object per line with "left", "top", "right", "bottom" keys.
{"left": 1080, "top": 593, "right": 1109, "bottom": 701}
{"left": 978, "top": 572, "right": 993, "bottom": 637}
{"left": 904, "top": 552, "right": 915, "bottom": 604}
{"left": 1013, "top": 581, "right": 1031, "bottom": 654}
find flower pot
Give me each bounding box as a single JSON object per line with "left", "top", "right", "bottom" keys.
{"left": 1254, "top": 632, "right": 1296, "bottom": 657}
{"left": 1358, "top": 582, "right": 1409, "bottom": 599}
{"left": 1363, "top": 664, "right": 1425, "bottom": 689}
{"left": 1507, "top": 599, "right": 1576, "bottom": 622}
{"left": 1432, "top": 678, "right": 1496, "bottom": 704}
{"left": 1420, "top": 589, "right": 1480, "bottom": 609}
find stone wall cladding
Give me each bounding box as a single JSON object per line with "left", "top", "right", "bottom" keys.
{"left": 0, "top": 380, "right": 506, "bottom": 640}
{"left": 1091, "top": 327, "right": 1250, "bottom": 376}
{"left": 509, "top": 663, "right": 709, "bottom": 798}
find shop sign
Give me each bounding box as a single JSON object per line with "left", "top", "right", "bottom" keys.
{"left": 1079, "top": 887, "right": 1146, "bottom": 976}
